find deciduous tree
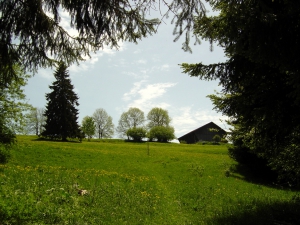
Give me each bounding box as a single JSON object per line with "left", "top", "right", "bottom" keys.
{"left": 126, "top": 127, "right": 147, "bottom": 142}
{"left": 116, "top": 108, "right": 145, "bottom": 138}
{"left": 147, "top": 107, "right": 171, "bottom": 129}
{"left": 25, "top": 107, "right": 46, "bottom": 135}
{"left": 0, "top": 65, "right": 31, "bottom": 163}
{"left": 42, "top": 62, "right": 80, "bottom": 141}
{"left": 148, "top": 126, "right": 175, "bottom": 142}
{"left": 92, "top": 108, "right": 114, "bottom": 139}
{"left": 0, "top": 65, "right": 31, "bottom": 144}
{"left": 81, "top": 116, "right": 95, "bottom": 141}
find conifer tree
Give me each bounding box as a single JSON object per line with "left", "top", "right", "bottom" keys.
{"left": 42, "top": 62, "right": 80, "bottom": 141}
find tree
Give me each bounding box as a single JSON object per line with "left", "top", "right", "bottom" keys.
{"left": 0, "top": 65, "right": 31, "bottom": 163}
{"left": 42, "top": 62, "right": 81, "bottom": 141}
{"left": 147, "top": 107, "right": 175, "bottom": 142}
{"left": 127, "top": 127, "right": 147, "bottom": 142}
{"left": 147, "top": 107, "right": 171, "bottom": 129}
{"left": 0, "top": 65, "right": 31, "bottom": 144}
{"left": 181, "top": 1, "right": 300, "bottom": 185}
{"left": 92, "top": 108, "right": 114, "bottom": 139}
{"left": 148, "top": 126, "right": 175, "bottom": 142}
{"left": 25, "top": 107, "right": 46, "bottom": 135}
{"left": 81, "top": 116, "right": 95, "bottom": 141}
{"left": 0, "top": 0, "right": 206, "bottom": 87}
{"left": 116, "top": 107, "right": 145, "bottom": 138}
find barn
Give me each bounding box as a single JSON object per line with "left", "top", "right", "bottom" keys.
{"left": 178, "top": 122, "right": 227, "bottom": 144}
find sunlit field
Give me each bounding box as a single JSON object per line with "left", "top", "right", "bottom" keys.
{"left": 0, "top": 136, "right": 299, "bottom": 224}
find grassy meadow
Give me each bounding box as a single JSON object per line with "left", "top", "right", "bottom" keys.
{"left": 0, "top": 136, "right": 299, "bottom": 224}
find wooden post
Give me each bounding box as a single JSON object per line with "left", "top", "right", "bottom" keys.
{"left": 147, "top": 142, "right": 150, "bottom": 156}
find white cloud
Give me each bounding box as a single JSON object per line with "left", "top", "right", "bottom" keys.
{"left": 123, "top": 80, "right": 147, "bottom": 101}
{"left": 123, "top": 82, "right": 176, "bottom": 112}
{"left": 137, "top": 83, "right": 176, "bottom": 102}
{"left": 60, "top": 10, "right": 79, "bottom": 37}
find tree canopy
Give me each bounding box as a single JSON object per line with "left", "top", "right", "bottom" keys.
{"left": 92, "top": 108, "right": 114, "bottom": 139}
{"left": 181, "top": 0, "right": 300, "bottom": 185}
{"left": 25, "top": 107, "right": 46, "bottom": 136}
{"left": 81, "top": 116, "right": 95, "bottom": 141}
{"left": 42, "top": 62, "right": 81, "bottom": 141}
{"left": 148, "top": 126, "right": 175, "bottom": 142}
{"left": 0, "top": 65, "right": 31, "bottom": 144}
{"left": 147, "top": 107, "right": 171, "bottom": 129}
{"left": 0, "top": 0, "right": 206, "bottom": 86}
{"left": 116, "top": 107, "right": 145, "bottom": 138}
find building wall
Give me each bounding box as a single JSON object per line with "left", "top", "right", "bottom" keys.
{"left": 178, "top": 122, "right": 226, "bottom": 144}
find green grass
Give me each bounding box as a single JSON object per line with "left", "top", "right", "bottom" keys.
{"left": 0, "top": 136, "right": 299, "bottom": 224}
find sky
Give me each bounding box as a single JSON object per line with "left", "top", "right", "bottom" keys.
{"left": 24, "top": 4, "right": 229, "bottom": 139}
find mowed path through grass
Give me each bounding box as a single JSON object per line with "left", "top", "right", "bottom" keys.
{"left": 0, "top": 136, "right": 299, "bottom": 224}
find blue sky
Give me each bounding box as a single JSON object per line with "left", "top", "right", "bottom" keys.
{"left": 24, "top": 5, "right": 229, "bottom": 139}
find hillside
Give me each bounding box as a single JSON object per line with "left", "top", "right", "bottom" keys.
{"left": 0, "top": 136, "right": 299, "bottom": 224}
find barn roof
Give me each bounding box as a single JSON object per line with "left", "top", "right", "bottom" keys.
{"left": 178, "top": 122, "right": 226, "bottom": 139}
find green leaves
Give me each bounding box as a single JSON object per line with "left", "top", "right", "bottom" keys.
{"left": 81, "top": 116, "right": 95, "bottom": 141}
{"left": 148, "top": 126, "right": 175, "bottom": 142}
{"left": 126, "top": 127, "right": 147, "bottom": 142}
{"left": 147, "top": 107, "right": 171, "bottom": 129}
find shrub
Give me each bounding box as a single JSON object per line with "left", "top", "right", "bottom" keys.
{"left": 212, "top": 134, "right": 221, "bottom": 143}
{"left": 0, "top": 145, "right": 11, "bottom": 164}
{"left": 126, "top": 127, "right": 147, "bottom": 142}
{"left": 148, "top": 126, "right": 175, "bottom": 142}
{"left": 228, "top": 140, "right": 276, "bottom": 181}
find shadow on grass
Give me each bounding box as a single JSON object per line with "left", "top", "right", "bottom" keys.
{"left": 229, "top": 163, "right": 280, "bottom": 187}
{"left": 31, "top": 137, "right": 81, "bottom": 143}
{"left": 0, "top": 210, "right": 62, "bottom": 225}
{"left": 209, "top": 199, "right": 300, "bottom": 225}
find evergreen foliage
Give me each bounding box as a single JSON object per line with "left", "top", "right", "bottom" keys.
{"left": 0, "top": 0, "right": 205, "bottom": 86}
{"left": 181, "top": 1, "right": 300, "bottom": 186}
{"left": 42, "top": 62, "right": 80, "bottom": 141}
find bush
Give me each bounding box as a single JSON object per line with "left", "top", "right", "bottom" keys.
{"left": 148, "top": 126, "right": 175, "bottom": 142}
{"left": 213, "top": 134, "right": 221, "bottom": 143}
{"left": 228, "top": 138, "right": 276, "bottom": 182}
{"left": 126, "top": 127, "right": 147, "bottom": 142}
{"left": 0, "top": 145, "right": 11, "bottom": 164}
{"left": 268, "top": 139, "right": 300, "bottom": 186}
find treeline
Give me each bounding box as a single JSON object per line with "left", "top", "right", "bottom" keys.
{"left": 82, "top": 107, "right": 175, "bottom": 142}
{"left": 22, "top": 63, "right": 175, "bottom": 142}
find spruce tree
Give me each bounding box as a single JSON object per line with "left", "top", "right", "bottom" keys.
{"left": 42, "top": 62, "right": 80, "bottom": 141}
